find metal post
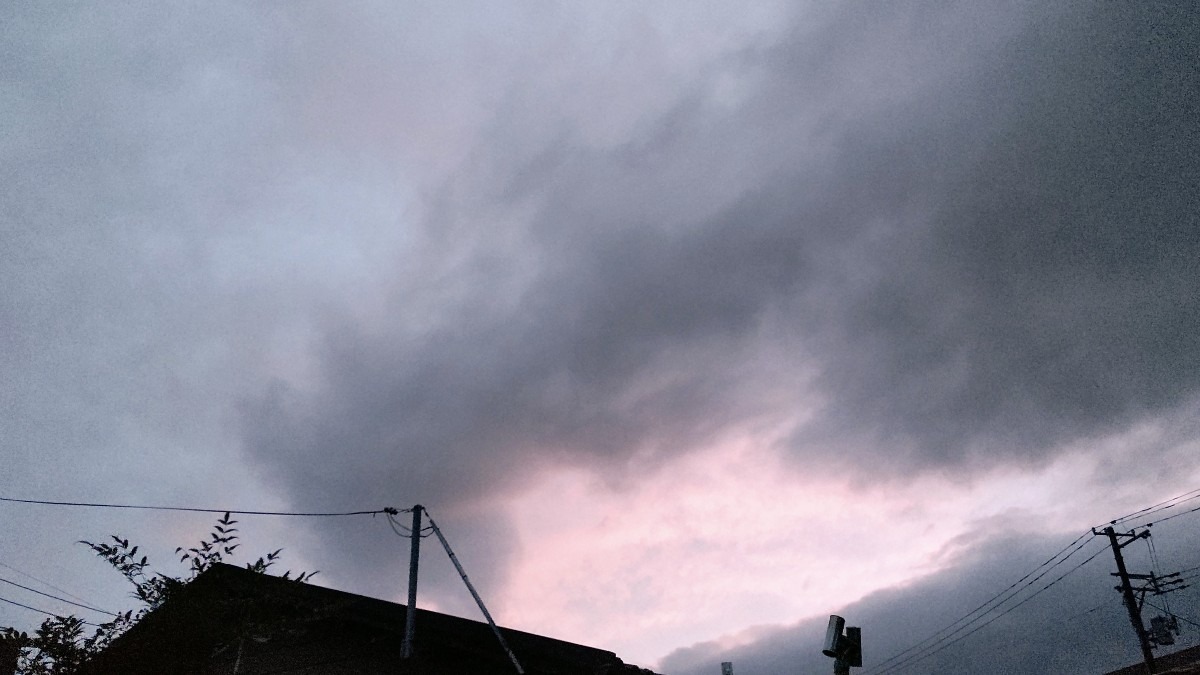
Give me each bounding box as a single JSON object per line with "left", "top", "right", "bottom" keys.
{"left": 401, "top": 505, "right": 423, "bottom": 660}
{"left": 1103, "top": 526, "right": 1155, "bottom": 673}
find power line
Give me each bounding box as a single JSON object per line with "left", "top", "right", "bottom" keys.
{"left": 1133, "top": 501, "right": 1200, "bottom": 528}
{"left": 875, "top": 536, "right": 1105, "bottom": 673}
{"left": 872, "top": 489, "right": 1200, "bottom": 674}
{"left": 879, "top": 543, "right": 1107, "bottom": 674}
{"left": 0, "top": 495, "right": 402, "bottom": 518}
{"left": 0, "top": 595, "right": 101, "bottom": 627}
{"left": 0, "top": 559, "right": 96, "bottom": 608}
{"left": 0, "top": 577, "right": 116, "bottom": 617}
{"left": 932, "top": 546, "right": 1108, "bottom": 655}
{"left": 385, "top": 513, "right": 432, "bottom": 539}
{"left": 1109, "top": 487, "right": 1200, "bottom": 527}
{"left": 870, "top": 532, "right": 1092, "bottom": 674}
{"left": 1146, "top": 534, "right": 1174, "bottom": 617}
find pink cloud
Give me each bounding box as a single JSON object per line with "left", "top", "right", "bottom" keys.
{"left": 489, "top": 431, "right": 1166, "bottom": 668}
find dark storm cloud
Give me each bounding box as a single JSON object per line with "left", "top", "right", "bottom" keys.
{"left": 237, "top": 1, "right": 1199, "bottom": 603}
{"left": 797, "top": 2, "right": 1200, "bottom": 468}
{"left": 530, "top": 0, "right": 1200, "bottom": 470}
{"left": 660, "top": 525, "right": 1200, "bottom": 675}
{"left": 249, "top": 1, "right": 1197, "bottom": 485}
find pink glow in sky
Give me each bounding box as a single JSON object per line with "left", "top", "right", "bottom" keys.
{"left": 493, "top": 431, "right": 1174, "bottom": 667}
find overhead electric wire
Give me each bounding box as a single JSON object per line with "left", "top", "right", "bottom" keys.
{"left": 875, "top": 537, "right": 1099, "bottom": 673}
{"left": 1109, "top": 487, "right": 1200, "bottom": 526}
{"left": 0, "top": 501, "right": 408, "bottom": 632}
{"left": 870, "top": 531, "right": 1092, "bottom": 674}
{"left": 878, "top": 541, "right": 1108, "bottom": 674}
{"left": 0, "top": 494, "right": 401, "bottom": 517}
{"left": 1145, "top": 534, "right": 1174, "bottom": 616}
{"left": 874, "top": 489, "right": 1200, "bottom": 674}
{"left": 0, "top": 594, "right": 101, "bottom": 626}
{"left": 1132, "top": 501, "right": 1200, "bottom": 528}
{"left": 868, "top": 530, "right": 1094, "bottom": 672}
{"left": 0, "top": 559, "right": 96, "bottom": 607}
{"left": 386, "top": 514, "right": 408, "bottom": 537}
{"left": 385, "top": 513, "right": 431, "bottom": 539}
{"left": 0, "top": 577, "right": 116, "bottom": 617}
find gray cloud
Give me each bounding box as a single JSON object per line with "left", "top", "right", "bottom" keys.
{"left": 796, "top": 2, "right": 1200, "bottom": 470}
{"left": 3, "top": 0, "right": 1198, "bottom": 660}
{"left": 242, "top": 0, "right": 1199, "bottom": 546}
{"left": 1, "top": 0, "right": 423, "bottom": 608}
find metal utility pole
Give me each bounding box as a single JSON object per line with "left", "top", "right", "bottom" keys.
{"left": 1097, "top": 526, "right": 1155, "bottom": 674}
{"left": 401, "top": 504, "right": 423, "bottom": 660}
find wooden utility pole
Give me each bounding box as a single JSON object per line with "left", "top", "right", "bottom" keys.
{"left": 401, "top": 505, "right": 423, "bottom": 660}
{"left": 1097, "top": 526, "right": 1155, "bottom": 674}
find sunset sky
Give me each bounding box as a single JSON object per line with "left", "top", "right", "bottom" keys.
{"left": 3, "top": 2, "right": 1199, "bottom": 673}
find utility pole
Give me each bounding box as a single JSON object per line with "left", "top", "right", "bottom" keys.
{"left": 1096, "top": 526, "right": 1155, "bottom": 674}
{"left": 401, "top": 504, "right": 423, "bottom": 660}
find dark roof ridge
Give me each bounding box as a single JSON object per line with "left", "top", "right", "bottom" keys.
{"left": 79, "top": 561, "right": 662, "bottom": 674}
{"left": 195, "top": 562, "right": 621, "bottom": 658}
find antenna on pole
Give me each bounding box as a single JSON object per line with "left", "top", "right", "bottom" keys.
{"left": 401, "top": 504, "right": 423, "bottom": 660}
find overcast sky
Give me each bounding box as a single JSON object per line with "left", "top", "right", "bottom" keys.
{"left": 2, "top": 2, "right": 1199, "bottom": 673}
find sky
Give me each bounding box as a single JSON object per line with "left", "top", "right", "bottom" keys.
{"left": 2, "top": 2, "right": 1199, "bottom": 673}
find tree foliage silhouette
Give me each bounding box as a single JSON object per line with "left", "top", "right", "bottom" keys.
{"left": 0, "top": 513, "right": 314, "bottom": 674}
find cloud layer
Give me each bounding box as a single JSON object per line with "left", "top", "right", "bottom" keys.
{"left": 2, "top": 1, "right": 1198, "bottom": 670}
{"left": 228, "top": 0, "right": 1200, "bottom": 592}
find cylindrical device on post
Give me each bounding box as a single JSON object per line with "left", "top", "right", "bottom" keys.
{"left": 823, "top": 615, "right": 845, "bottom": 658}
{"left": 401, "top": 505, "right": 423, "bottom": 659}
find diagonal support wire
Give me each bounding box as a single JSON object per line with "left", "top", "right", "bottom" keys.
{"left": 425, "top": 511, "right": 525, "bottom": 674}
